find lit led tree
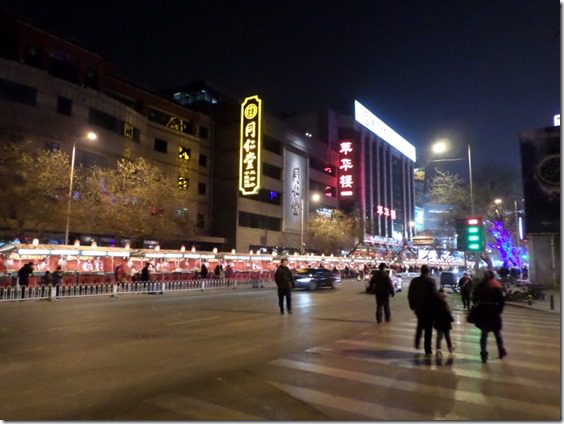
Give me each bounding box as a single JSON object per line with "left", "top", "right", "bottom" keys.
{"left": 487, "top": 220, "right": 524, "bottom": 268}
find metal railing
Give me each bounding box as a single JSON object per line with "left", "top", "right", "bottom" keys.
{"left": 0, "top": 278, "right": 274, "bottom": 302}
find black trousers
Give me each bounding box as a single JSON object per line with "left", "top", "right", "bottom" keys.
{"left": 375, "top": 295, "right": 391, "bottom": 323}
{"left": 415, "top": 312, "right": 434, "bottom": 354}
{"left": 436, "top": 329, "right": 453, "bottom": 350}
{"left": 277, "top": 287, "right": 292, "bottom": 312}
{"left": 480, "top": 328, "right": 504, "bottom": 354}
{"left": 461, "top": 292, "right": 471, "bottom": 309}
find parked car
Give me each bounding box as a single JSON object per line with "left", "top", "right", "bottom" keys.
{"left": 364, "top": 268, "right": 403, "bottom": 293}
{"left": 293, "top": 268, "right": 341, "bottom": 291}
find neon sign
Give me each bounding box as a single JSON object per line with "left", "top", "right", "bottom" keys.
{"left": 376, "top": 205, "right": 397, "bottom": 220}
{"left": 338, "top": 140, "right": 355, "bottom": 197}
{"left": 239, "top": 95, "right": 262, "bottom": 195}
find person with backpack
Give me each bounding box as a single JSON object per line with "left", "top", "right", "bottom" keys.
{"left": 367, "top": 262, "right": 395, "bottom": 323}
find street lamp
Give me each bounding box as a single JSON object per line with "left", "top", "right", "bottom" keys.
{"left": 64, "top": 131, "right": 97, "bottom": 245}
{"left": 430, "top": 139, "right": 474, "bottom": 215}
{"left": 300, "top": 192, "right": 321, "bottom": 254}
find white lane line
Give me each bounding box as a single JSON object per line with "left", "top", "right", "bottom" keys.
{"left": 148, "top": 393, "right": 262, "bottom": 420}
{"left": 335, "top": 339, "right": 561, "bottom": 373}
{"left": 270, "top": 358, "right": 560, "bottom": 419}
{"left": 166, "top": 316, "right": 222, "bottom": 326}
{"left": 304, "top": 345, "right": 559, "bottom": 391}
{"left": 268, "top": 381, "right": 464, "bottom": 420}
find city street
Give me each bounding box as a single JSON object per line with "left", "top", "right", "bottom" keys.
{"left": 0, "top": 278, "right": 560, "bottom": 420}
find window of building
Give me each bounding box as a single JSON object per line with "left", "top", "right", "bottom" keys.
{"left": 57, "top": 96, "right": 72, "bottom": 116}
{"left": 198, "top": 182, "right": 206, "bottom": 195}
{"left": 75, "top": 149, "right": 108, "bottom": 168}
{"left": 147, "top": 108, "right": 194, "bottom": 135}
{"left": 263, "top": 135, "right": 282, "bottom": 154}
{"left": 178, "top": 146, "right": 191, "bottom": 160}
{"left": 154, "top": 138, "right": 168, "bottom": 154}
{"left": 89, "top": 108, "right": 121, "bottom": 133}
{"left": 0, "top": 78, "right": 37, "bottom": 106}
{"left": 199, "top": 154, "right": 207, "bottom": 167}
{"left": 239, "top": 211, "right": 281, "bottom": 231}
{"left": 197, "top": 213, "right": 205, "bottom": 229}
{"left": 262, "top": 162, "right": 281, "bottom": 180}
{"left": 47, "top": 51, "right": 79, "bottom": 83}
{"left": 178, "top": 176, "right": 189, "bottom": 190}
{"left": 199, "top": 126, "right": 209, "bottom": 139}
{"left": 239, "top": 188, "right": 281, "bottom": 205}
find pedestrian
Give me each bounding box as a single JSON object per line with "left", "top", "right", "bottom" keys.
{"left": 367, "top": 262, "right": 395, "bottom": 323}
{"left": 408, "top": 264, "right": 438, "bottom": 355}
{"left": 17, "top": 262, "right": 33, "bottom": 299}
{"left": 274, "top": 258, "right": 295, "bottom": 314}
{"left": 40, "top": 270, "right": 52, "bottom": 286}
{"left": 200, "top": 263, "right": 208, "bottom": 279}
{"left": 141, "top": 262, "right": 150, "bottom": 282}
{"left": 458, "top": 272, "right": 472, "bottom": 310}
{"left": 472, "top": 270, "right": 507, "bottom": 363}
{"left": 52, "top": 266, "right": 62, "bottom": 297}
{"left": 434, "top": 288, "right": 455, "bottom": 357}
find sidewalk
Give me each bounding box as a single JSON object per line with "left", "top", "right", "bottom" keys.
{"left": 505, "top": 289, "right": 561, "bottom": 314}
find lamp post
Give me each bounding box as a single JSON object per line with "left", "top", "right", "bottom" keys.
{"left": 431, "top": 140, "right": 475, "bottom": 215}
{"left": 64, "top": 131, "right": 97, "bottom": 245}
{"left": 300, "top": 192, "right": 321, "bottom": 254}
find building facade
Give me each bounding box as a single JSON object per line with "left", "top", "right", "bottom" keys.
{"left": 0, "top": 10, "right": 220, "bottom": 247}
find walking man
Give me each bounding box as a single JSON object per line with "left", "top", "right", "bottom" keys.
{"left": 367, "top": 262, "right": 395, "bottom": 323}
{"left": 408, "top": 265, "right": 438, "bottom": 355}
{"left": 274, "top": 258, "right": 295, "bottom": 314}
{"left": 458, "top": 272, "right": 472, "bottom": 309}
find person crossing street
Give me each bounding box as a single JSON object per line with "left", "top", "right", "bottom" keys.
{"left": 367, "top": 262, "right": 395, "bottom": 323}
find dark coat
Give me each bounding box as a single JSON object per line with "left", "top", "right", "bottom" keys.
{"left": 17, "top": 264, "right": 33, "bottom": 285}
{"left": 408, "top": 274, "right": 437, "bottom": 314}
{"left": 141, "top": 266, "right": 150, "bottom": 282}
{"left": 274, "top": 266, "right": 294, "bottom": 290}
{"left": 472, "top": 278, "right": 505, "bottom": 331}
{"left": 368, "top": 270, "right": 394, "bottom": 298}
{"left": 433, "top": 293, "right": 454, "bottom": 331}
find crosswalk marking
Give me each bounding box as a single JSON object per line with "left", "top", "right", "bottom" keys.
{"left": 304, "top": 345, "right": 559, "bottom": 392}
{"left": 270, "top": 358, "right": 560, "bottom": 418}
{"left": 147, "top": 394, "right": 263, "bottom": 420}
{"left": 336, "top": 338, "right": 560, "bottom": 373}
{"left": 268, "top": 381, "right": 464, "bottom": 420}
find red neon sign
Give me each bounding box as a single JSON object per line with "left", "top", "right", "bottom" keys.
{"left": 338, "top": 140, "right": 355, "bottom": 197}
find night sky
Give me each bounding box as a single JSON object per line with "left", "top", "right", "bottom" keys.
{"left": 0, "top": 0, "right": 560, "bottom": 174}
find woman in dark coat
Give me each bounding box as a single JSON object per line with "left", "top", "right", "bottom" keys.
{"left": 433, "top": 288, "right": 455, "bottom": 357}
{"left": 472, "top": 270, "right": 507, "bottom": 363}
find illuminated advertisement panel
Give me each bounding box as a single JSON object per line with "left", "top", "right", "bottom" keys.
{"left": 338, "top": 139, "right": 355, "bottom": 198}
{"left": 283, "top": 150, "right": 307, "bottom": 232}
{"left": 239, "top": 95, "right": 262, "bottom": 195}
{"left": 354, "top": 100, "right": 416, "bottom": 162}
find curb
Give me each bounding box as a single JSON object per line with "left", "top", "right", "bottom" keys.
{"left": 505, "top": 301, "right": 560, "bottom": 314}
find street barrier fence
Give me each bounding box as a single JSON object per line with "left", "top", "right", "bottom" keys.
{"left": 0, "top": 278, "right": 274, "bottom": 302}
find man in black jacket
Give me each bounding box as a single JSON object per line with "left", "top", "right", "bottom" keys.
{"left": 368, "top": 262, "right": 395, "bottom": 323}
{"left": 274, "top": 258, "right": 295, "bottom": 314}
{"left": 408, "top": 265, "right": 438, "bottom": 355}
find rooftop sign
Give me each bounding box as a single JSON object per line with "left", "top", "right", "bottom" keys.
{"left": 354, "top": 100, "right": 416, "bottom": 162}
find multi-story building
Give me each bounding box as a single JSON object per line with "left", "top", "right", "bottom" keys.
{"left": 286, "top": 101, "right": 417, "bottom": 250}
{"left": 0, "top": 10, "right": 222, "bottom": 248}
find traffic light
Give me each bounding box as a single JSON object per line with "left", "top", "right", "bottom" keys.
{"left": 465, "top": 216, "right": 484, "bottom": 251}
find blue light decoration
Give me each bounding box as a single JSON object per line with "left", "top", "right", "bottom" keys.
{"left": 486, "top": 220, "right": 526, "bottom": 268}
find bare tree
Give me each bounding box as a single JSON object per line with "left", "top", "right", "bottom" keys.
{"left": 307, "top": 210, "right": 356, "bottom": 254}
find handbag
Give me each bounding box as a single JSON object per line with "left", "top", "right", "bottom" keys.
{"left": 466, "top": 305, "right": 479, "bottom": 323}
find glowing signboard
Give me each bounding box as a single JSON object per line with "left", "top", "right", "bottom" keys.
{"left": 376, "top": 205, "right": 397, "bottom": 220}
{"left": 239, "top": 95, "right": 262, "bottom": 195}
{"left": 338, "top": 139, "right": 355, "bottom": 197}
{"left": 554, "top": 114, "right": 560, "bottom": 127}
{"left": 354, "top": 100, "right": 416, "bottom": 162}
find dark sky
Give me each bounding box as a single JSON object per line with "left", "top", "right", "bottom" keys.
{"left": 0, "top": 0, "right": 560, "bottom": 173}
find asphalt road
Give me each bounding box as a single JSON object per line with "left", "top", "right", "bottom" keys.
{"left": 0, "top": 278, "right": 560, "bottom": 420}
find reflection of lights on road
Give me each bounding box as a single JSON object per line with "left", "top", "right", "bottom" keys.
{"left": 293, "top": 294, "right": 316, "bottom": 309}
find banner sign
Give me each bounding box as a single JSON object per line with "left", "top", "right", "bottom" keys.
{"left": 338, "top": 139, "right": 355, "bottom": 198}
{"left": 520, "top": 127, "right": 560, "bottom": 234}
{"left": 239, "top": 95, "right": 262, "bottom": 195}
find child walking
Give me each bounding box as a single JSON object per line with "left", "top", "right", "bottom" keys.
{"left": 434, "top": 288, "right": 455, "bottom": 358}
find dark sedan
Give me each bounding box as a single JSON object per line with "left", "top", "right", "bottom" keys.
{"left": 293, "top": 268, "right": 341, "bottom": 291}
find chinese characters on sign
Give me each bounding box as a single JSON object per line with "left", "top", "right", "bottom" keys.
{"left": 338, "top": 140, "right": 354, "bottom": 197}
{"left": 239, "top": 95, "right": 262, "bottom": 195}
{"left": 376, "top": 205, "right": 397, "bottom": 220}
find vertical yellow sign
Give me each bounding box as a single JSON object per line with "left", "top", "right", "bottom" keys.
{"left": 239, "top": 95, "right": 262, "bottom": 195}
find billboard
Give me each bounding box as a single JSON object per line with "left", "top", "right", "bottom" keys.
{"left": 283, "top": 150, "right": 307, "bottom": 233}
{"left": 520, "top": 127, "right": 560, "bottom": 234}
{"left": 239, "top": 95, "right": 262, "bottom": 195}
